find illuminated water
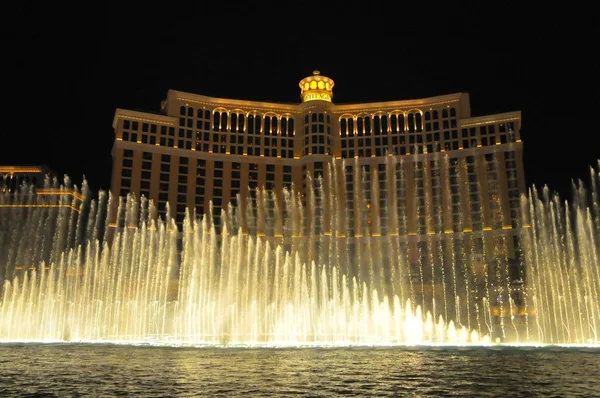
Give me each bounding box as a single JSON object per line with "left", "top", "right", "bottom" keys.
{"left": 0, "top": 344, "right": 598, "bottom": 396}
{"left": 0, "top": 157, "right": 598, "bottom": 346}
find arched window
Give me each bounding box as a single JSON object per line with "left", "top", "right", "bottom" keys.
{"left": 248, "top": 115, "right": 255, "bottom": 134}
{"left": 238, "top": 114, "right": 245, "bottom": 132}
{"left": 408, "top": 113, "right": 415, "bottom": 133}
{"left": 340, "top": 118, "right": 347, "bottom": 136}
{"left": 213, "top": 112, "right": 220, "bottom": 130}
{"left": 348, "top": 118, "right": 355, "bottom": 135}
{"left": 230, "top": 113, "right": 238, "bottom": 132}
{"left": 398, "top": 114, "right": 405, "bottom": 133}
{"left": 374, "top": 116, "right": 381, "bottom": 134}
{"left": 381, "top": 115, "right": 388, "bottom": 133}
{"left": 272, "top": 117, "right": 278, "bottom": 134}
{"left": 415, "top": 113, "right": 423, "bottom": 132}
{"left": 220, "top": 112, "right": 227, "bottom": 132}
{"left": 255, "top": 115, "right": 262, "bottom": 133}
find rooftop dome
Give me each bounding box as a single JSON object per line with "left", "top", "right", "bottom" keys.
{"left": 298, "top": 70, "right": 335, "bottom": 103}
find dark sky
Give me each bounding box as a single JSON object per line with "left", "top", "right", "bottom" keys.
{"left": 4, "top": 4, "right": 598, "bottom": 201}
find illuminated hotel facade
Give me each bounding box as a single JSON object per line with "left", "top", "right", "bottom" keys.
{"left": 109, "top": 71, "right": 525, "bottom": 263}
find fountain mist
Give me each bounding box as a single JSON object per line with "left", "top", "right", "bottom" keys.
{"left": 0, "top": 159, "right": 598, "bottom": 346}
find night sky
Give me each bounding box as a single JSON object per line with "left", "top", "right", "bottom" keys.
{"left": 5, "top": 4, "right": 598, "bottom": 202}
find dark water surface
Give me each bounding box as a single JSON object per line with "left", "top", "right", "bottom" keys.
{"left": 0, "top": 344, "right": 598, "bottom": 397}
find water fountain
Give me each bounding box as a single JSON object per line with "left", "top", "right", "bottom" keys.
{"left": 0, "top": 157, "right": 598, "bottom": 346}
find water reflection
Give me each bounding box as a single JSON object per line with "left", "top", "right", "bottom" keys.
{"left": 0, "top": 345, "right": 598, "bottom": 396}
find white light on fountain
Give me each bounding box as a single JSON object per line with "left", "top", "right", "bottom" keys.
{"left": 0, "top": 158, "right": 598, "bottom": 347}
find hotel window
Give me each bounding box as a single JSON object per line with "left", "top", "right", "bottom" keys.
{"left": 230, "top": 113, "right": 240, "bottom": 132}
{"left": 247, "top": 115, "right": 255, "bottom": 134}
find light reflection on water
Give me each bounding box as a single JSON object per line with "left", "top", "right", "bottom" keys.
{"left": 0, "top": 344, "right": 598, "bottom": 397}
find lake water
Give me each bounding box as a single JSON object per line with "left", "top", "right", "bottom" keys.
{"left": 0, "top": 344, "right": 598, "bottom": 397}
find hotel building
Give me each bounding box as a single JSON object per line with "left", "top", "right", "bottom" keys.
{"left": 0, "top": 166, "right": 85, "bottom": 280}
{"left": 0, "top": 165, "right": 52, "bottom": 193}
{"left": 109, "top": 71, "right": 525, "bottom": 266}
{"left": 0, "top": 165, "right": 84, "bottom": 212}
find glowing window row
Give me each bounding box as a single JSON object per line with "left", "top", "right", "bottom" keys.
{"left": 179, "top": 106, "right": 295, "bottom": 135}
